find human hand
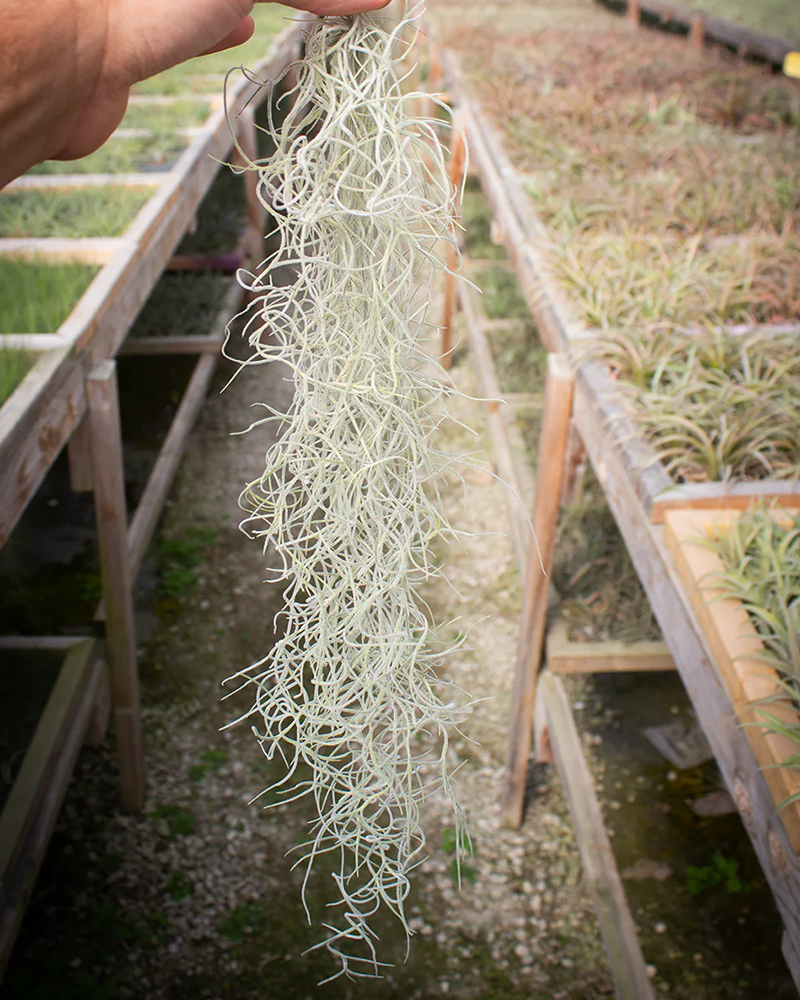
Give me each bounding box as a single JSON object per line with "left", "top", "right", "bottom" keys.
{"left": 0, "top": 0, "right": 391, "bottom": 188}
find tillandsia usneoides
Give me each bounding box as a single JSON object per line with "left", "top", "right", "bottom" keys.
{"left": 222, "top": 2, "right": 472, "bottom": 979}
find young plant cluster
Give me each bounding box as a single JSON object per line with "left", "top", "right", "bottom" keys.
{"left": 705, "top": 503, "right": 800, "bottom": 793}
{"left": 224, "top": 5, "right": 469, "bottom": 978}
{"left": 589, "top": 327, "right": 800, "bottom": 484}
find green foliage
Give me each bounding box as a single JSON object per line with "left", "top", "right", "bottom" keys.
{"left": 158, "top": 527, "right": 217, "bottom": 599}
{"left": 0, "top": 188, "right": 150, "bottom": 238}
{"left": 590, "top": 327, "right": 800, "bottom": 483}
{"left": 686, "top": 851, "right": 748, "bottom": 895}
{"left": 200, "top": 748, "right": 228, "bottom": 766}
{"left": 0, "top": 258, "right": 98, "bottom": 333}
{"left": 120, "top": 101, "right": 212, "bottom": 130}
{"left": 187, "top": 763, "right": 206, "bottom": 782}
{"left": 29, "top": 134, "right": 188, "bottom": 175}
{"left": 218, "top": 903, "right": 267, "bottom": 942}
{"left": 164, "top": 870, "right": 193, "bottom": 901}
{"left": 130, "top": 273, "right": 231, "bottom": 341}
{"left": 705, "top": 504, "right": 800, "bottom": 778}
{"left": 150, "top": 804, "right": 197, "bottom": 839}
{"left": 0, "top": 346, "right": 32, "bottom": 406}
{"left": 461, "top": 181, "right": 507, "bottom": 260}
{"left": 476, "top": 266, "right": 531, "bottom": 320}
{"left": 449, "top": 857, "right": 477, "bottom": 885}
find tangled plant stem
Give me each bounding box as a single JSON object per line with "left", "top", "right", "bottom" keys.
{"left": 223, "top": 4, "right": 470, "bottom": 978}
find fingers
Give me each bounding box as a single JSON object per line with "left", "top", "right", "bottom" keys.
{"left": 268, "top": 0, "right": 392, "bottom": 15}
{"left": 198, "top": 15, "right": 256, "bottom": 57}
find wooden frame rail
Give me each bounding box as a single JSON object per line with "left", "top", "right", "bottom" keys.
{"left": 0, "top": 639, "right": 106, "bottom": 979}
{"left": 601, "top": 0, "right": 796, "bottom": 68}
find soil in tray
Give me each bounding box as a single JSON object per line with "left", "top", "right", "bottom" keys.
{"left": 0, "top": 258, "right": 98, "bottom": 333}
{"left": 131, "top": 5, "right": 287, "bottom": 94}
{"left": 0, "top": 187, "right": 151, "bottom": 239}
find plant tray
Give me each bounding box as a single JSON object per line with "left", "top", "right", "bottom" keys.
{"left": 663, "top": 506, "right": 800, "bottom": 851}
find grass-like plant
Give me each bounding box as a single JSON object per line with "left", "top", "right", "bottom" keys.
{"left": 705, "top": 503, "right": 800, "bottom": 800}
{"left": 223, "top": 4, "right": 470, "bottom": 979}
{"left": 28, "top": 134, "right": 188, "bottom": 176}
{"left": 0, "top": 258, "right": 98, "bottom": 333}
{"left": 589, "top": 326, "right": 800, "bottom": 483}
{"left": 0, "top": 346, "right": 32, "bottom": 406}
{"left": 0, "top": 188, "right": 150, "bottom": 238}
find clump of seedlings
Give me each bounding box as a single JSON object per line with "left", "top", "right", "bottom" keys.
{"left": 705, "top": 503, "right": 800, "bottom": 798}
{"left": 0, "top": 258, "right": 98, "bottom": 333}
{"left": 223, "top": 4, "right": 470, "bottom": 978}
{"left": 589, "top": 326, "right": 800, "bottom": 484}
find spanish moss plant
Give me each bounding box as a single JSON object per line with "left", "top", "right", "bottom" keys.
{"left": 223, "top": 4, "right": 470, "bottom": 978}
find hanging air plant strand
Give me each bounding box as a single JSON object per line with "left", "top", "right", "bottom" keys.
{"left": 223, "top": 4, "right": 470, "bottom": 979}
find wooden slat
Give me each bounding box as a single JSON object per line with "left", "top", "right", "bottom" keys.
{"left": 0, "top": 237, "right": 128, "bottom": 263}
{"left": 502, "top": 354, "right": 574, "bottom": 829}
{"left": 86, "top": 362, "right": 145, "bottom": 811}
{"left": 547, "top": 618, "right": 675, "bottom": 674}
{"left": 67, "top": 414, "right": 94, "bottom": 492}
{"left": 5, "top": 174, "right": 166, "bottom": 191}
{"left": 663, "top": 507, "right": 800, "bottom": 850}
{"left": 0, "top": 349, "right": 85, "bottom": 548}
{"left": 119, "top": 335, "right": 223, "bottom": 356}
{"left": 539, "top": 671, "right": 656, "bottom": 1000}
{"left": 650, "top": 479, "right": 800, "bottom": 524}
{"left": 0, "top": 639, "right": 101, "bottom": 978}
{"left": 0, "top": 635, "right": 89, "bottom": 651}
{"left": 0, "top": 334, "right": 69, "bottom": 351}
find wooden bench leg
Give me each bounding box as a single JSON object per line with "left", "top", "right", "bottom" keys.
{"left": 501, "top": 353, "right": 574, "bottom": 829}
{"left": 441, "top": 124, "right": 466, "bottom": 371}
{"left": 86, "top": 361, "right": 145, "bottom": 811}
{"left": 67, "top": 416, "right": 93, "bottom": 493}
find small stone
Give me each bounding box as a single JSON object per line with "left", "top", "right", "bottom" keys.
{"left": 654, "top": 922, "right": 667, "bottom": 934}
{"left": 646, "top": 964, "right": 657, "bottom": 979}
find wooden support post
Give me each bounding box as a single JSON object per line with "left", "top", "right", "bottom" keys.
{"left": 67, "top": 416, "right": 94, "bottom": 493}
{"left": 560, "top": 420, "right": 587, "bottom": 507}
{"left": 690, "top": 14, "right": 705, "bottom": 49}
{"left": 501, "top": 354, "right": 574, "bottom": 829}
{"left": 628, "top": 0, "right": 641, "bottom": 27}
{"left": 86, "top": 362, "right": 145, "bottom": 811}
{"left": 539, "top": 671, "right": 656, "bottom": 1000}
{"left": 441, "top": 126, "right": 466, "bottom": 371}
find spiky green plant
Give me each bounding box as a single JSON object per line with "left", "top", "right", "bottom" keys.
{"left": 588, "top": 327, "right": 800, "bottom": 483}
{"left": 704, "top": 503, "right": 800, "bottom": 803}
{"left": 223, "top": 4, "right": 471, "bottom": 978}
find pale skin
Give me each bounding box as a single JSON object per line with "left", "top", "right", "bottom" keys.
{"left": 0, "top": 0, "right": 390, "bottom": 188}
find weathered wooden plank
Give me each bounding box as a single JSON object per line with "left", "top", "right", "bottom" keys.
{"left": 0, "top": 635, "right": 88, "bottom": 651}
{"left": 571, "top": 361, "right": 800, "bottom": 982}
{"left": 547, "top": 618, "right": 675, "bottom": 674}
{"left": 120, "top": 335, "right": 223, "bottom": 356}
{"left": 0, "top": 334, "right": 70, "bottom": 351}
{"left": 86, "top": 362, "right": 145, "bottom": 811}
{"left": 0, "top": 639, "right": 101, "bottom": 978}
{"left": 502, "top": 354, "right": 574, "bottom": 829}
{"left": 0, "top": 237, "right": 127, "bottom": 263}
{"left": 67, "top": 414, "right": 94, "bottom": 492}
{"left": 6, "top": 173, "right": 166, "bottom": 191}
{"left": 540, "top": 671, "right": 656, "bottom": 1000}
{"left": 650, "top": 480, "right": 800, "bottom": 524}
{"left": 664, "top": 507, "right": 800, "bottom": 850}
{"left": 0, "top": 349, "right": 85, "bottom": 549}
{"left": 441, "top": 126, "right": 467, "bottom": 369}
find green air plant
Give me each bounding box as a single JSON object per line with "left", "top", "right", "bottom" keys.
{"left": 223, "top": 4, "right": 471, "bottom": 979}
{"left": 705, "top": 503, "right": 800, "bottom": 801}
